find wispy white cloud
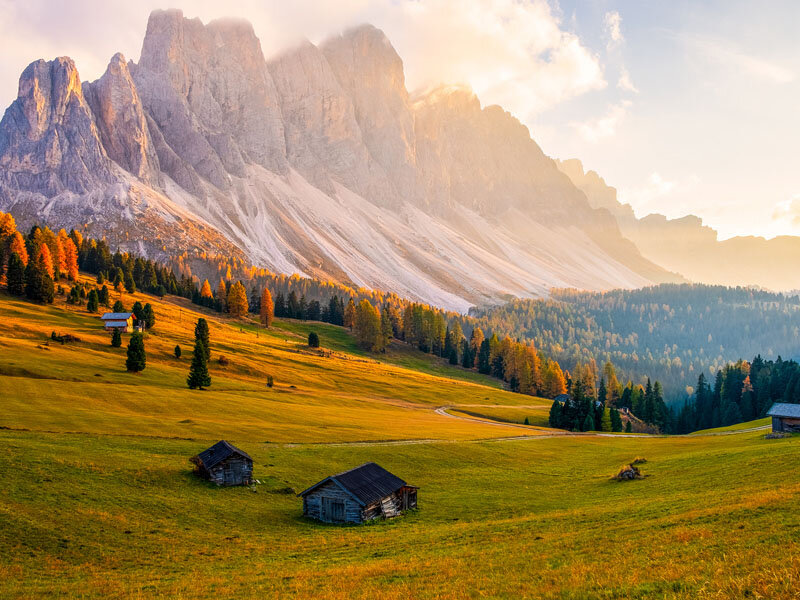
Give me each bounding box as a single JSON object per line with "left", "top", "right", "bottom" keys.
{"left": 772, "top": 194, "right": 800, "bottom": 225}
{"left": 571, "top": 100, "right": 631, "bottom": 143}
{"left": 682, "top": 34, "right": 794, "bottom": 84}
{"left": 617, "top": 67, "right": 639, "bottom": 93}
{"left": 604, "top": 11, "right": 623, "bottom": 50}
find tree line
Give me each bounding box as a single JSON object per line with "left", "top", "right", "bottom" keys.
{"left": 673, "top": 355, "right": 800, "bottom": 433}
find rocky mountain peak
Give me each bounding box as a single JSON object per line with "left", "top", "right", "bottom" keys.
{"left": 83, "top": 53, "right": 160, "bottom": 186}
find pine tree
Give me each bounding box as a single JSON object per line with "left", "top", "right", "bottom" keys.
{"left": 260, "top": 288, "right": 274, "bottom": 327}
{"left": 9, "top": 232, "right": 28, "bottom": 266}
{"left": 132, "top": 301, "right": 144, "bottom": 325}
{"left": 187, "top": 339, "right": 211, "bottom": 389}
{"left": 625, "top": 421, "right": 632, "bottom": 433}
{"left": 548, "top": 400, "right": 563, "bottom": 429}
{"left": 600, "top": 407, "right": 612, "bottom": 432}
{"left": 477, "top": 339, "right": 492, "bottom": 374}
{"left": 308, "top": 332, "right": 320, "bottom": 348}
{"left": 25, "top": 253, "right": 54, "bottom": 303}
{"left": 461, "top": 339, "right": 472, "bottom": 369}
{"left": 174, "top": 344, "right": 182, "bottom": 359}
{"left": 610, "top": 407, "right": 623, "bottom": 432}
{"left": 380, "top": 305, "right": 393, "bottom": 350}
{"left": 113, "top": 300, "right": 125, "bottom": 313}
{"left": 143, "top": 303, "right": 155, "bottom": 330}
{"left": 86, "top": 288, "right": 99, "bottom": 313}
{"left": 98, "top": 285, "right": 109, "bottom": 306}
{"left": 582, "top": 412, "right": 595, "bottom": 432}
{"left": 6, "top": 252, "right": 25, "bottom": 296}
{"left": 194, "top": 318, "right": 211, "bottom": 362}
{"left": 125, "top": 333, "right": 146, "bottom": 373}
{"left": 111, "top": 329, "right": 122, "bottom": 348}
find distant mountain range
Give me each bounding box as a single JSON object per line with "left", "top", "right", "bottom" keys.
{"left": 556, "top": 159, "right": 800, "bottom": 292}
{"left": 0, "top": 8, "right": 683, "bottom": 312}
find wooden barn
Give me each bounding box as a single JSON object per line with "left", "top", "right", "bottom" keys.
{"left": 190, "top": 440, "right": 253, "bottom": 486}
{"left": 767, "top": 403, "right": 800, "bottom": 433}
{"left": 100, "top": 312, "right": 133, "bottom": 332}
{"left": 298, "top": 462, "right": 418, "bottom": 524}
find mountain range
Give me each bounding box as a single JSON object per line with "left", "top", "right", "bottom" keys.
{"left": 0, "top": 8, "right": 793, "bottom": 311}
{"left": 556, "top": 159, "right": 800, "bottom": 292}
{"left": 0, "top": 8, "right": 684, "bottom": 312}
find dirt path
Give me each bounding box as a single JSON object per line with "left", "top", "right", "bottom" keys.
{"left": 280, "top": 405, "right": 770, "bottom": 448}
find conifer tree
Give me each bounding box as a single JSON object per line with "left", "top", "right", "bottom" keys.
{"left": 86, "top": 288, "right": 99, "bottom": 313}
{"left": 354, "top": 299, "right": 382, "bottom": 351}
{"left": 380, "top": 305, "right": 393, "bottom": 349}
{"left": 6, "top": 252, "right": 25, "bottom": 296}
{"left": 227, "top": 281, "right": 248, "bottom": 318}
{"left": 217, "top": 279, "right": 228, "bottom": 312}
{"left": 477, "top": 339, "right": 492, "bottom": 374}
{"left": 113, "top": 300, "right": 125, "bottom": 313}
{"left": 111, "top": 329, "right": 122, "bottom": 348}
{"left": 582, "top": 412, "right": 595, "bottom": 432}
{"left": 610, "top": 407, "right": 623, "bottom": 432}
{"left": 187, "top": 338, "right": 211, "bottom": 389}
{"left": 194, "top": 318, "right": 211, "bottom": 362}
{"left": 260, "top": 287, "right": 274, "bottom": 327}
{"left": 132, "top": 301, "right": 145, "bottom": 325}
{"left": 97, "top": 284, "right": 109, "bottom": 306}
{"left": 25, "top": 253, "right": 54, "bottom": 303}
{"left": 549, "top": 401, "right": 562, "bottom": 429}
{"left": 344, "top": 299, "right": 356, "bottom": 330}
{"left": 126, "top": 333, "right": 146, "bottom": 373}
{"left": 174, "top": 344, "right": 181, "bottom": 359}
{"left": 63, "top": 237, "right": 79, "bottom": 281}
{"left": 142, "top": 303, "right": 155, "bottom": 330}
{"left": 600, "top": 407, "right": 612, "bottom": 432}
{"left": 308, "top": 332, "right": 320, "bottom": 348}
{"left": 625, "top": 421, "right": 632, "bottom": 433}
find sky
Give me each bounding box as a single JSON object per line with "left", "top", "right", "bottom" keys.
{"left": 0, "top": 0, "right": 797, "bottom": 240}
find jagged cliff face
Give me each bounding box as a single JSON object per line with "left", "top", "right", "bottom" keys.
{"left": 556, "top": 158, "right": 800, "bottom": 291}
{"left": 0, "top": 9, "right": 678, "bottom": 311}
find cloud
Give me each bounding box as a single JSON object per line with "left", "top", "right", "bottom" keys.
{"left": 617, "top": 67, "right": 639, "bottom": 93}
{"left": 604, "top": 11, "right": 623, "bottom": 50}
{"left": 682, "top": 34, "right": 794, "bottom": 84}
{"left": 772, "top": 194, "right": 800, "bottom": 225}
{"left": 570, "top": 100, "right": 631, "bottom": 143}
{"left": 0, "top": 0, "right": 607, "bottom": 121}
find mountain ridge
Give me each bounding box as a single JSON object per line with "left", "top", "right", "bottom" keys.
{"left": 0, "top": 8, "right": 679, "bottom": 311}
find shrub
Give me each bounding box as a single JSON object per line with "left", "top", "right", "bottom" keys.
{"left": 218, "top": 355, "right": 230, "bottom": 366}
{"left": 308, "top": 331, "right": 320, "bottom": 348}
{"left": 174, "top": 344, "right": 181, "bottom": 359}
{"left": 266, "top": 375, "right": 274, "bottom": 388}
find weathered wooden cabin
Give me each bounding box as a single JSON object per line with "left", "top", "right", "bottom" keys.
{"left": 298, "top": 462, "right": 418, "bottom": 524}
{"left": 767, "top": 403, "right": 800, "bottom": 433}
{"left": 100, "top": 312, "right": 133, "bottom": 332}
{"left": 190, "top": 440, "right": 253, "bottom": 486}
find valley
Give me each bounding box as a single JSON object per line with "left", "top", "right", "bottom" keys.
{"left": 1, "top": 280, "right": 799, "bottom": 599}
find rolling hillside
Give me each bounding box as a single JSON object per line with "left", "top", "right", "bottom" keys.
{"left": 1, "top": 280, "right": 800, "bottom": 598}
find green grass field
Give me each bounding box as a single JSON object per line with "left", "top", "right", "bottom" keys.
{"left": 1, "top": 280, "right": 799, "bottom": 599}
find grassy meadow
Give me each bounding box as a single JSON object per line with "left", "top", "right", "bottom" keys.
{"left": 1, "top": 278, "right": 799, "bottom": 599}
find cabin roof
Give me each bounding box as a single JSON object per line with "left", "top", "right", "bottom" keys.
{"left": 553, "top": 394, "right": 570, "bottom": 403}
{"left": 104, "top": 320, "right": 130, "bottom": 327}
{"left": 193, "top": 440, "right": 252, "bottom": 470}
{"left": 101, "top": 312, "right": 133, "bottom": 320}
{"left": 298, "top": 462, "right": 413, "bottom": 506}
{"left": 767, "top": 403, "right": 800, "bottom": 418}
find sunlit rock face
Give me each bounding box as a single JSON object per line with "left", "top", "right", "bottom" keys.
{"left": 84, "top": 53, "right": 161, "bottom": 187}
{"left": 0, "top": 10, "right": 680, "bottom": 310}
{"left": 0, "top": 57, "right": 114, "bottom": 195}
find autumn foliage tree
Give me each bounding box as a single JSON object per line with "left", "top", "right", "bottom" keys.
{"left": 354, "top": 299, "right": 383, "bottom": 351}
{"left": 226, "top": 281, "right": 248, "bottom": 318}
{"left": 62, "top": 237, "right": 79, "bottom": 281}
{"left": 260, "top": 287, "right": 274, "bottom": 327}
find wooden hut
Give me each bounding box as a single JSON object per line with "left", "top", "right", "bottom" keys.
{"left": 767, "top": 403, "right": 800, "bottom": 433}
{"left": 190, "top": 440, "right": 253, "bottom": 486}
{"left": 100, "top": 312, "right": 134, "bottom": 332}
{"left": 298, "top": 462, "right": 418, "bottom": 524}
